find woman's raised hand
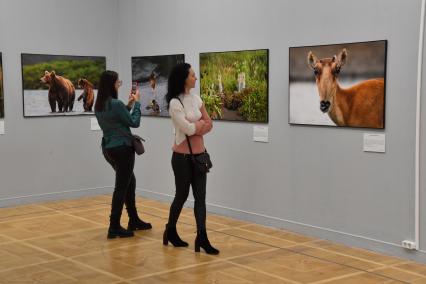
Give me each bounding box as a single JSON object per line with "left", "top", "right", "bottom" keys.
{"left": 130, "top": 88, "right": 140, "bottom": 102}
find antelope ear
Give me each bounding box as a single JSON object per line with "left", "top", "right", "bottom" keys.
{"left": 337, "top": 48, "right": 347, "bottom": 66}
{"left": 307, "top": 51, "right": 319, "bottom": 69}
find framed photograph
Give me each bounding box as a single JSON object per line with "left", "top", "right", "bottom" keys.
{"left": 131, "top": 54, "right": 185, "bottom": 117}
{"left": 0, "top": 53, "right": 4, "bottom": 119}
{"left": 21, "top": 53, "right": 106, "bottom": 117}
{"left": 199, "top": 49, "right": 269, "bottom": 123}
{"left": 289, "top": 40, "right": 387, "bottom": 129}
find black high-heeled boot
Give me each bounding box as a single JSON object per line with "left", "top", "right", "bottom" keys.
{"left": 195, "top": 229, "right": 219, "bottom": 255}
{"left": 163, "top": 224, "right": 189, "bottom": 247}
{"left": 107, "top": 225, "right": 134, "bottom": 239}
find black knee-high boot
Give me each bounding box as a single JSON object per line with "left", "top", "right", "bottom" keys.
{"left": 195, "top": 230, "right": 219, "bottom": 255}
{"left": 163, "top": 224, "right": 189, "bottom": 247}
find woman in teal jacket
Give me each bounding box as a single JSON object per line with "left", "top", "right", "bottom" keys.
{"left": 95, "top": 70, "right": 151, "bottom": 239}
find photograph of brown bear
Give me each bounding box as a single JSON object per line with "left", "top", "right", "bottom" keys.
{"left": 289, "top": 40, "right": 386, "bottom": 129}
{"left": 22, "top": 54, "right": 106, "bottom": 117}
{"left": 77, "top": 78, "right": 94, "bottom": 112}
{"left": 41, "top": 71, "right": 75, "bottom": 113}
{"left": 0, "top": 53, "right": 4, "bottom": 119}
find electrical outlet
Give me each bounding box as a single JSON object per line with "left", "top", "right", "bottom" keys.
{"left": 402, "top": 240, "right": 416, "bottom": 250}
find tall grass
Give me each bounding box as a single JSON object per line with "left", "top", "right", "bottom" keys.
{"left": 200, "top": 50, "right": 268, "bottom": 122}
{"left": 23, "top": 59, "right": 106, "bottom": 90}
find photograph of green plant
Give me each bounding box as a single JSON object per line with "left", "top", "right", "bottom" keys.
{"left": 199, "top": 49, "right": 268, "bottom": 122}
{"left": 0, "top": 53, "right": 4, "bottom": 119}
{"left": 21, "top": 53, "right": 106, "bottom": 117}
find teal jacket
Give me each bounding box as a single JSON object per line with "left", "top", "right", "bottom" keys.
{"left": 95, "top": 99, "right": 141, "bottom": 149}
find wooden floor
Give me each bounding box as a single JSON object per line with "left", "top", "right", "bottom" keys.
{"left": 1, "top": 196, "right": 426, "bottom": 283}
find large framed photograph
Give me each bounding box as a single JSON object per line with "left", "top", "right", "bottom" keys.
{"left": 21, "top": 53, "right": 106, "bottom": 117}
{"left": 131, "top": 54, "right": 185, "bottom": 117}
{"left": 199, "top": 49, "right": 269, "bottom": 123}
{"left": 289, "top": 40, "right": 387, "bottom": 129}
{"left": 0, "top": 53, "right": 4, "bottom": 119}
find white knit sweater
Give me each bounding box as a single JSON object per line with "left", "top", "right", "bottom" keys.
{"left": 169, "top": 93, "right": 203, "bottom": 146}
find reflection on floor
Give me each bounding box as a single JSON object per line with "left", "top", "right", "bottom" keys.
{"left": 0, "top": 195, "right": 425, "bottom": 283}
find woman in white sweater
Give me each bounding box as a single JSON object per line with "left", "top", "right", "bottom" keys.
{"left": 163, "top": 63, "right": 219, "bottom": 255}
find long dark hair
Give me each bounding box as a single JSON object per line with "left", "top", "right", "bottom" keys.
{"left": 94, "top": 70, "right": 119, "bottom": 112}
{"left": 166, "top": 63, "right": 191, "bottom": 109}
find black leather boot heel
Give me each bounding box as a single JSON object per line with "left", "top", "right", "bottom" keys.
{"left": 163, "top": 224, "right": 188, "bottom": 247}
{"left": 195, "top": 230, "right": 219, "bottom": 255}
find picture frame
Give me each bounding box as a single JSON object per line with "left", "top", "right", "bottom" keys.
{"left": 21, "top": 53, "right": 106, "bottom": 117}
{"left": 131, "top": 54, "right": 185, "bottom": 117}
{"left": 289, "top": 40, "right": 387, "bottom": 129}
{"left": 199, "top": 49, "right": 269, "bottom": 123}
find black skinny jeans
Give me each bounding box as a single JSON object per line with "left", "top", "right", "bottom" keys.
{"left": 103, "top": 145, "right": 138, "bottom": 228}
{"left": 168, "top": 152, "right": 207, "bottom": 230}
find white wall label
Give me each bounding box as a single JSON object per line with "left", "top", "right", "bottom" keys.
{"left": 90, "top": 117, "right": 101, "bottom": 131}
{"left": 363, "top": 133, "right": 385, "bottom": 153}
{"left": 253, "top": 125, "right": 268, "bottom": 143}
{"left": 0, "top": 120, "right": 4, "bottom": 135}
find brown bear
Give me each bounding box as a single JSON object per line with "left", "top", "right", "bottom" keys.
{"left": 40, "top": 71, "right": 75, "bottom": 112}
{"left": 77, "top": 78, "right": 94, "bottom": 112}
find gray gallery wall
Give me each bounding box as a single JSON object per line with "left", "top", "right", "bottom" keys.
{"left": 117, "top": 0, "right": 426, "bottom": 262}
{"left": 1, "top": 0, "right": 426, "bottom": 263}
{"left": 0, "top": 0, "right": 119, "bottom": 204}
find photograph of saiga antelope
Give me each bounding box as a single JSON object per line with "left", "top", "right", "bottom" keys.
{"left": 289, "top": 40, "right": 387, "bottom": 129}
{"left": 131, "top": 54, "right": 185, "bottom": 117}
{"left": 0, "top": 53, "right": 4, "bottom": 119}
{"left": 21, "top": 53, "right": 106, "bottom": 117}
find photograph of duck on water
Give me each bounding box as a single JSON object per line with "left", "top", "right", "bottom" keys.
{"left": 131, "top": 54, "right": 185, "bottom": 117}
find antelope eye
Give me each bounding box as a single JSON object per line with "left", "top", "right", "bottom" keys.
{"left": 333, "top": 67, "right": 341, "bottom": 75}
{"left": 313, "top": 68, "right": 319, "bottom": 76}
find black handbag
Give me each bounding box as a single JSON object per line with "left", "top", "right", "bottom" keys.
{"left": 177, "top": 98, "right": 212, "bottom": 173}
{"left": 131, "top": 134, "right": 145, "bottom": 155}
{"left": 185, "top": 135, "right": 212, "bottom": 173}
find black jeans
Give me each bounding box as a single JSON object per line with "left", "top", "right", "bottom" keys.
{"left": 103, "top": 145, "right": 138, "bottom": 228}
{"left": 167, "top": 152, "right": 207, "bottom": 230}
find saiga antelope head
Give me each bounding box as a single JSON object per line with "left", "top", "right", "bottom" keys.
{"left": 307, "top": 49, "right": 347, "bottom": 113}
